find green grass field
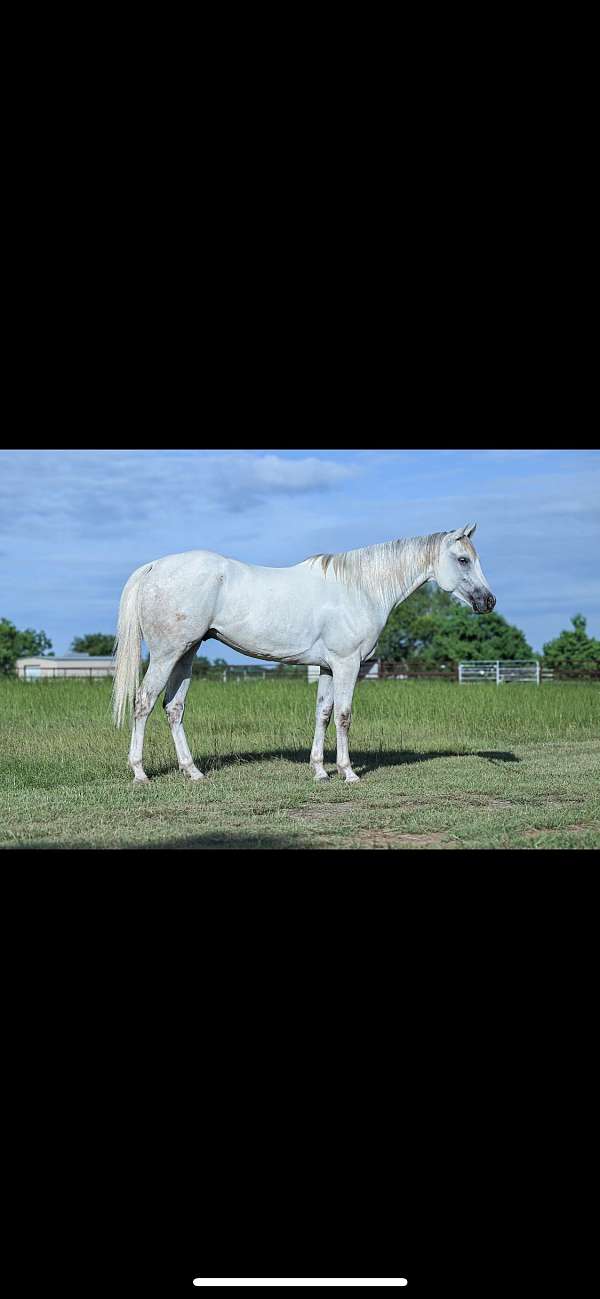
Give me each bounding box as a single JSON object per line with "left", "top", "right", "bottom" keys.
{"left": 1, "top": 677, "right": 598, "bottom": 849}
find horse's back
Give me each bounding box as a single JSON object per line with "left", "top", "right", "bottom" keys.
{"left": 139, "top": 549, "right": 320, "bottom": 592}
{"left": 141, "top": 548, "right": 226, "bottom": 577}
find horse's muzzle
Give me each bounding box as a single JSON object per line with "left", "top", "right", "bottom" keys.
{"left": 472, "top": 591, "right": 496, "bottom": 613}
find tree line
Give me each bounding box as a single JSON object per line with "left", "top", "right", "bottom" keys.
{"left": 376, "top": 586, "right": 600, "bottom": 676}
{"left": 1, "top": 597, "right": 600, "bottom": 676}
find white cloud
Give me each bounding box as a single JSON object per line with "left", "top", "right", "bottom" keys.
{"left": 247, "top": 455, "right": 356, "bottom": 491}
{"left": 0, "top": 451, "right": 360, "bottom": 537}
{"left": 204, "top": 454, "right": 359, "bottom": 510}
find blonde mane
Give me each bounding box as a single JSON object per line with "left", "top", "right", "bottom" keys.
{"left": 305, "top": 533, "right": 447, "bottom": 605}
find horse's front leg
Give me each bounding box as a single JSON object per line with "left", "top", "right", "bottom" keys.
{"left": 331, "top": 654, "right": 361, "bottom": 783}
{"left": 309, "top": 669, "right": 334, "bottom": 780}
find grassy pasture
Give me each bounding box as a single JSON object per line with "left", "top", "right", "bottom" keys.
{"left": 1, "top": 677, "right": 598, "bottom": 850}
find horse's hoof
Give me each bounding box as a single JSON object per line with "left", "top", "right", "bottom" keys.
{"left": 338, "top": 768, "right": 360, "bottom": 783}
{"left": 133, "top": 775, "right": 150, "bottom": 784}
{"left": 180, "top": 765, "right": 204, "bottom": 781}
{"left": 313, "top": 771, "right": 329, "bottom": 782}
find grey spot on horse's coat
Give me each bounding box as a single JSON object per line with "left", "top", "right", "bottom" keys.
{"left": 166, "top": 701, "right": 184, "bottom": 725}
{"left": 175, "top": 612, "right": 186, "bottom": 621}
{"left": 134, "top": 690, "right": 149, "bottom": 719}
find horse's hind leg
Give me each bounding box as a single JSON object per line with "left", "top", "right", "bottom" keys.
{"left": 128, "top": 653, "right": 182, "bottom": 783}
{"left": 309, "top": 669, "right": 334, "bottom": 781}
{"left": 163, "top": 648, "right": 203, "bottom": 781}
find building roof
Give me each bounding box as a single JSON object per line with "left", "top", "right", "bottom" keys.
{"left": 16, "top": 655, "right": 114, "bottom": 665}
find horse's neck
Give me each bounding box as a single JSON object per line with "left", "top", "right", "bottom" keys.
{"left": 360, "top": 535, "right": 439, "bottom": 614}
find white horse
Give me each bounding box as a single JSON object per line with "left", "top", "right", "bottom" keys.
{"left": 112, "top": 524, "right": 495, "bottom": 784}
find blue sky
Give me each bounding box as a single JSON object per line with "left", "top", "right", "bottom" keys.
{"left": 1, "top": 448, "right": 598, "bottom": 660}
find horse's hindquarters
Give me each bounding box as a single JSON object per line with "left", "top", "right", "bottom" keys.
{"left": 138, "top": 553, "right": 226, "bottom": 656}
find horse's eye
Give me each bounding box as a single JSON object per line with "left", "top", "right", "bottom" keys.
{"left": 458, "top": 557, "right": 469, "bottom": 565}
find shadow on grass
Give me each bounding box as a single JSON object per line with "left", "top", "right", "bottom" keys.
{"left": 5, "top": 831, "right": 327, "bottom": 851}
{"left": 143, "top": 747, "right": 521, "bottom": 779}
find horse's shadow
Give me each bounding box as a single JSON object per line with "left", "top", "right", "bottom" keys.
{"left": 146, "top": 747, "right": 521, "bottom": 779}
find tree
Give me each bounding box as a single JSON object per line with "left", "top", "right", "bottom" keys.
{"left": 376, "top": 584, "right": 456, "bottom": 661}
{"left": 0, "top": 618, "right": 53, "bottom": 675}
{"left": 542, "top": 615, "right": 600, "bottom": 675}
{"left": 191, "top": 655, "right": 239, "bottom": 677}
{"left": 71, "top": 633, "right": 115, "bottom": 655}
{"left": 377, "top": 582, "right": 534, "bottom": 669}
{"left": 421, "top": 604, "right": 534, "bottom": 666}
{"left": 191, "top": 656, "right": 212, "bottom": 675}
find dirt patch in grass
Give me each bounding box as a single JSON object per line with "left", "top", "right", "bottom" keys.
{"left": 355, "top": 829, "right": 455, "bottom": 849}
{"left": 440, "top": 793, "right": 586, "bottom": 809}
{"left": 520, "top": 823, "right": 599, "bottom": 840}
{"left": 288, "top": 802, "right": 353, "bottom": 821}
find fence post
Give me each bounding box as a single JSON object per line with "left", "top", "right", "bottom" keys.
{"left": 536, "top": 661, "right": 540, "bottom": 686}
{"left": 496, "top": 661, "right": 500, "bottom": 686}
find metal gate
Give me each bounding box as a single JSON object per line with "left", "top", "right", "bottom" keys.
{"left": 458, "top": 660, "right": 540, "bottom": 685}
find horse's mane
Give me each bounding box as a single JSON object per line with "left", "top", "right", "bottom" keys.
{"left": 304, "top": 533, "right": 447, "bottom": 603}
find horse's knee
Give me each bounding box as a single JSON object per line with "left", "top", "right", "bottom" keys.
{"left": 337, "top": 708, "right": 351, "bottom": 728}
{"left": 319, "top": 705, "right": 333, "bottom": 724}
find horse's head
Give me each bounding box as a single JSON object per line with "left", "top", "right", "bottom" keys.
{"left": 434, "top": 523, "right": 496, "bottom": 613}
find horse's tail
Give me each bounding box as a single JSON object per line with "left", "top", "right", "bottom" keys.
{"left": 112, "top": 563, "right": 153, "bottom": 728}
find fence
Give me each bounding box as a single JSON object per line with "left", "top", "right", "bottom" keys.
{"left": 308, "top": 662, "right": 380, "bottom": 683}
{"left": 194, "top": 665, "right": 307, "bottom": 683}
{"left": 378, "top": 662, "right": 451, "bottom": 680}
{"left": 458, "top": 660, "right": 540, "bottom": 685}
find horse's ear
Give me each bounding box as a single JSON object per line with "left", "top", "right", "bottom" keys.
{"left": 445, "top": 523, "right": 477, "bottom": 544}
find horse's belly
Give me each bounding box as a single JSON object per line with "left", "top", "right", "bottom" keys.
{"left": 209, "top": 630, "right": 319, "bottom": 665}
{"left": 210, "top": 581, "right": 322, "bottom": 662}
{"left": 209, "top": 617, "right": 319, "bottom": 663}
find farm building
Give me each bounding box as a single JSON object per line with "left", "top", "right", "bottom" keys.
{"left": 16, "top": 655, "right": 115, "bottom": 680}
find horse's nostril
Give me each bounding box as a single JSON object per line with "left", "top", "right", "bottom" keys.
{"left": 487, "top": 594, "right": 496, "bottom": 611}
